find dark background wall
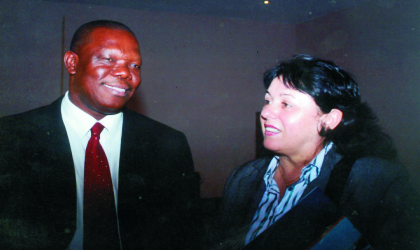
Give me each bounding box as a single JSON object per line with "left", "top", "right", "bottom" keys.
{"left": 1, "top": 0, "right": 419, "bottom": 197}
{"left": 296, "top": 0, "right": 420, "bottom": 189}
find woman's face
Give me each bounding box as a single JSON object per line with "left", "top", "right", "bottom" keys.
{"left": 260, "top": 76, "right": 325, "bottom": 158}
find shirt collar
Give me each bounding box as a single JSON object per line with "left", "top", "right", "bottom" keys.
{"left": 264, "top": 142, "right": 334, "bottom": 187}
{"left": 61, "top": 91, "right": 123, "bottom": 138}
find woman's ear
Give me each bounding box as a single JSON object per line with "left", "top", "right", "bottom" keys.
{"left": 322, "top": 109, "right": 343, "bottom": 131}
{"left": 64, "top": 51, "right": 78, "bottom": 75}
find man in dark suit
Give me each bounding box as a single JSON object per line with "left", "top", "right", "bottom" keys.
{"left": 0, "top": 20, "right": 201, "bottom": 249}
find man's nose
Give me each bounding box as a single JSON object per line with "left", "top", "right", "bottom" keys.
{"left": 112, "top": 64, "right": 132, "bottom": 80}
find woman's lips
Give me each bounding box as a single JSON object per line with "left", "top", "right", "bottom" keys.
{"left": 264, "top": 124, "right": 280, "bottom": 136}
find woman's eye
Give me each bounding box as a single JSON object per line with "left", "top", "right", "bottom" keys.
{"left": 282, "top": 102, "right": 291, "bottom": 107}
{"left": 265, "top": 100, "right": 271, "bottom": 105}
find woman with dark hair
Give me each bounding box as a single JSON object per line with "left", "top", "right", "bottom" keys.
{"left": 216, "top": 55, "right": 420, "bottom": 249}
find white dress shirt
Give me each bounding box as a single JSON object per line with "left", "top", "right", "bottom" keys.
{"left": 61, "top": 92, "right": 123, "bottom": 249}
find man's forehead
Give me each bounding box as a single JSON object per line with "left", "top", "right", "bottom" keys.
{"left": 78, "top": 28, "right": 140, "bottom": 54}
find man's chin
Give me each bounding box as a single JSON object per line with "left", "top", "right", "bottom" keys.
{"left": 88, "top": 106, "right": 125, "bottom": 120}
{"left": 99, "top": 107, "right": 124, "bottom": 116}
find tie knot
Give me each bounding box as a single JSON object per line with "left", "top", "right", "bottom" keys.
{"left": 91, "top": 123, "right": 104, "bottom": 138}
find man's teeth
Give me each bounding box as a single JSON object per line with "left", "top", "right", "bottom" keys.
{"left": 266, "top": 127, "right": 280, "bottom": 132}
{"left": 105, "top": 85, "right": 126, "bottom": 93}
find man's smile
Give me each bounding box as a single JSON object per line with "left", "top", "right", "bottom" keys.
{"left": 104, "top": 84, "right": 127, "bottom": 93}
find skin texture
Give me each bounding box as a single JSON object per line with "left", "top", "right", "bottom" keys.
{"left": 64, "top": 27, "right": 142, "bottom": 120}
{"left": 260, "top": 76, "right": 341, "bottom": 196}
{"left": 260, "top": 76, "right": 326, "bottom": 165}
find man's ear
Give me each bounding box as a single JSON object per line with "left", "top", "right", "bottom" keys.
{"left": 64, "top": 51, "right": 78, "bottom": 75}
{"left": 322, "top": 109, "right": 343, "bottom": 131}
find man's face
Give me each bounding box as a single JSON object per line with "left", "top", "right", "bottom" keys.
{"left": 67, "top": 27, "right": 142, "bottom": 120}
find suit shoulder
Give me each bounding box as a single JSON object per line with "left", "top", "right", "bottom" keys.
{"left": 351, "top": 156, "right": 407, "bottom": 180}
{"left": 323, "top": 149, "right": 406, "bottom": 182}
{"left": 226, "top": 158, "right": 271, "bottom": 187}
{"left": 339, "top": 156, "right": 410, "bottom": 212}
{"left": 0, "top": 98, "right": 61, "bottom": 128}
{"left": 233, "top": 158, "right": 271, "bottom": 175}
{"left": 220, "top": 158, "right": 271, "bottom": 228}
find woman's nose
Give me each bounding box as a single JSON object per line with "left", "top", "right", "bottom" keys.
{"left": 261, "top": 104, "right": 276, "bottom": 120}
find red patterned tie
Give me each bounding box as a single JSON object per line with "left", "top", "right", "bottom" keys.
{"left": 83, "top": 122, "right": 120, "bottom": 250}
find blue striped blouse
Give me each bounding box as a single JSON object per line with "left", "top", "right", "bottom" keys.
{"left": 245, "top": 142, "right": 333, "bottom": 245}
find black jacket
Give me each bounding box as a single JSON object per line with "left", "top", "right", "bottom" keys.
{"left": 0, "top": 97, "right": 202, "bottom": 249}
{"left": 216, "top": 148, "right": 420, "bottom": 250}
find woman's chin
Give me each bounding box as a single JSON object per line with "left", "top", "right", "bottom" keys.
{"left": 263, "top": 142, "right": 281, "bottom": 154}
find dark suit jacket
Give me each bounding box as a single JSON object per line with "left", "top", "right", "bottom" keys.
{"left": 216, "top": 147, "right": 420, "bottom": 250}
{"left": 0, "top": 97, "right": 202, "bottom": 249}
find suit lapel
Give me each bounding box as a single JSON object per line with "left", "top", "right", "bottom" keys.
{"left": 13, "top": 97, "right": 78, "bottom": 246}
{"left": 302, "top": 147, "right": 341, "bottom": 198}
{"left": 118, "top": 109, "right": 150, "bottom": 248}
{"left": 39, "top": 98, "right": 77, "bottom": 229}
{"left": 119, "top": 109, "right": 147, "bottom": 177}
{"left": 38, "top": 97, "right": 76, "bottom": 193}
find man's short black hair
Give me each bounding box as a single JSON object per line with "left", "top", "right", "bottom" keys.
{"left": 70, "top": 20, "right": 136, "bottom": 53}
